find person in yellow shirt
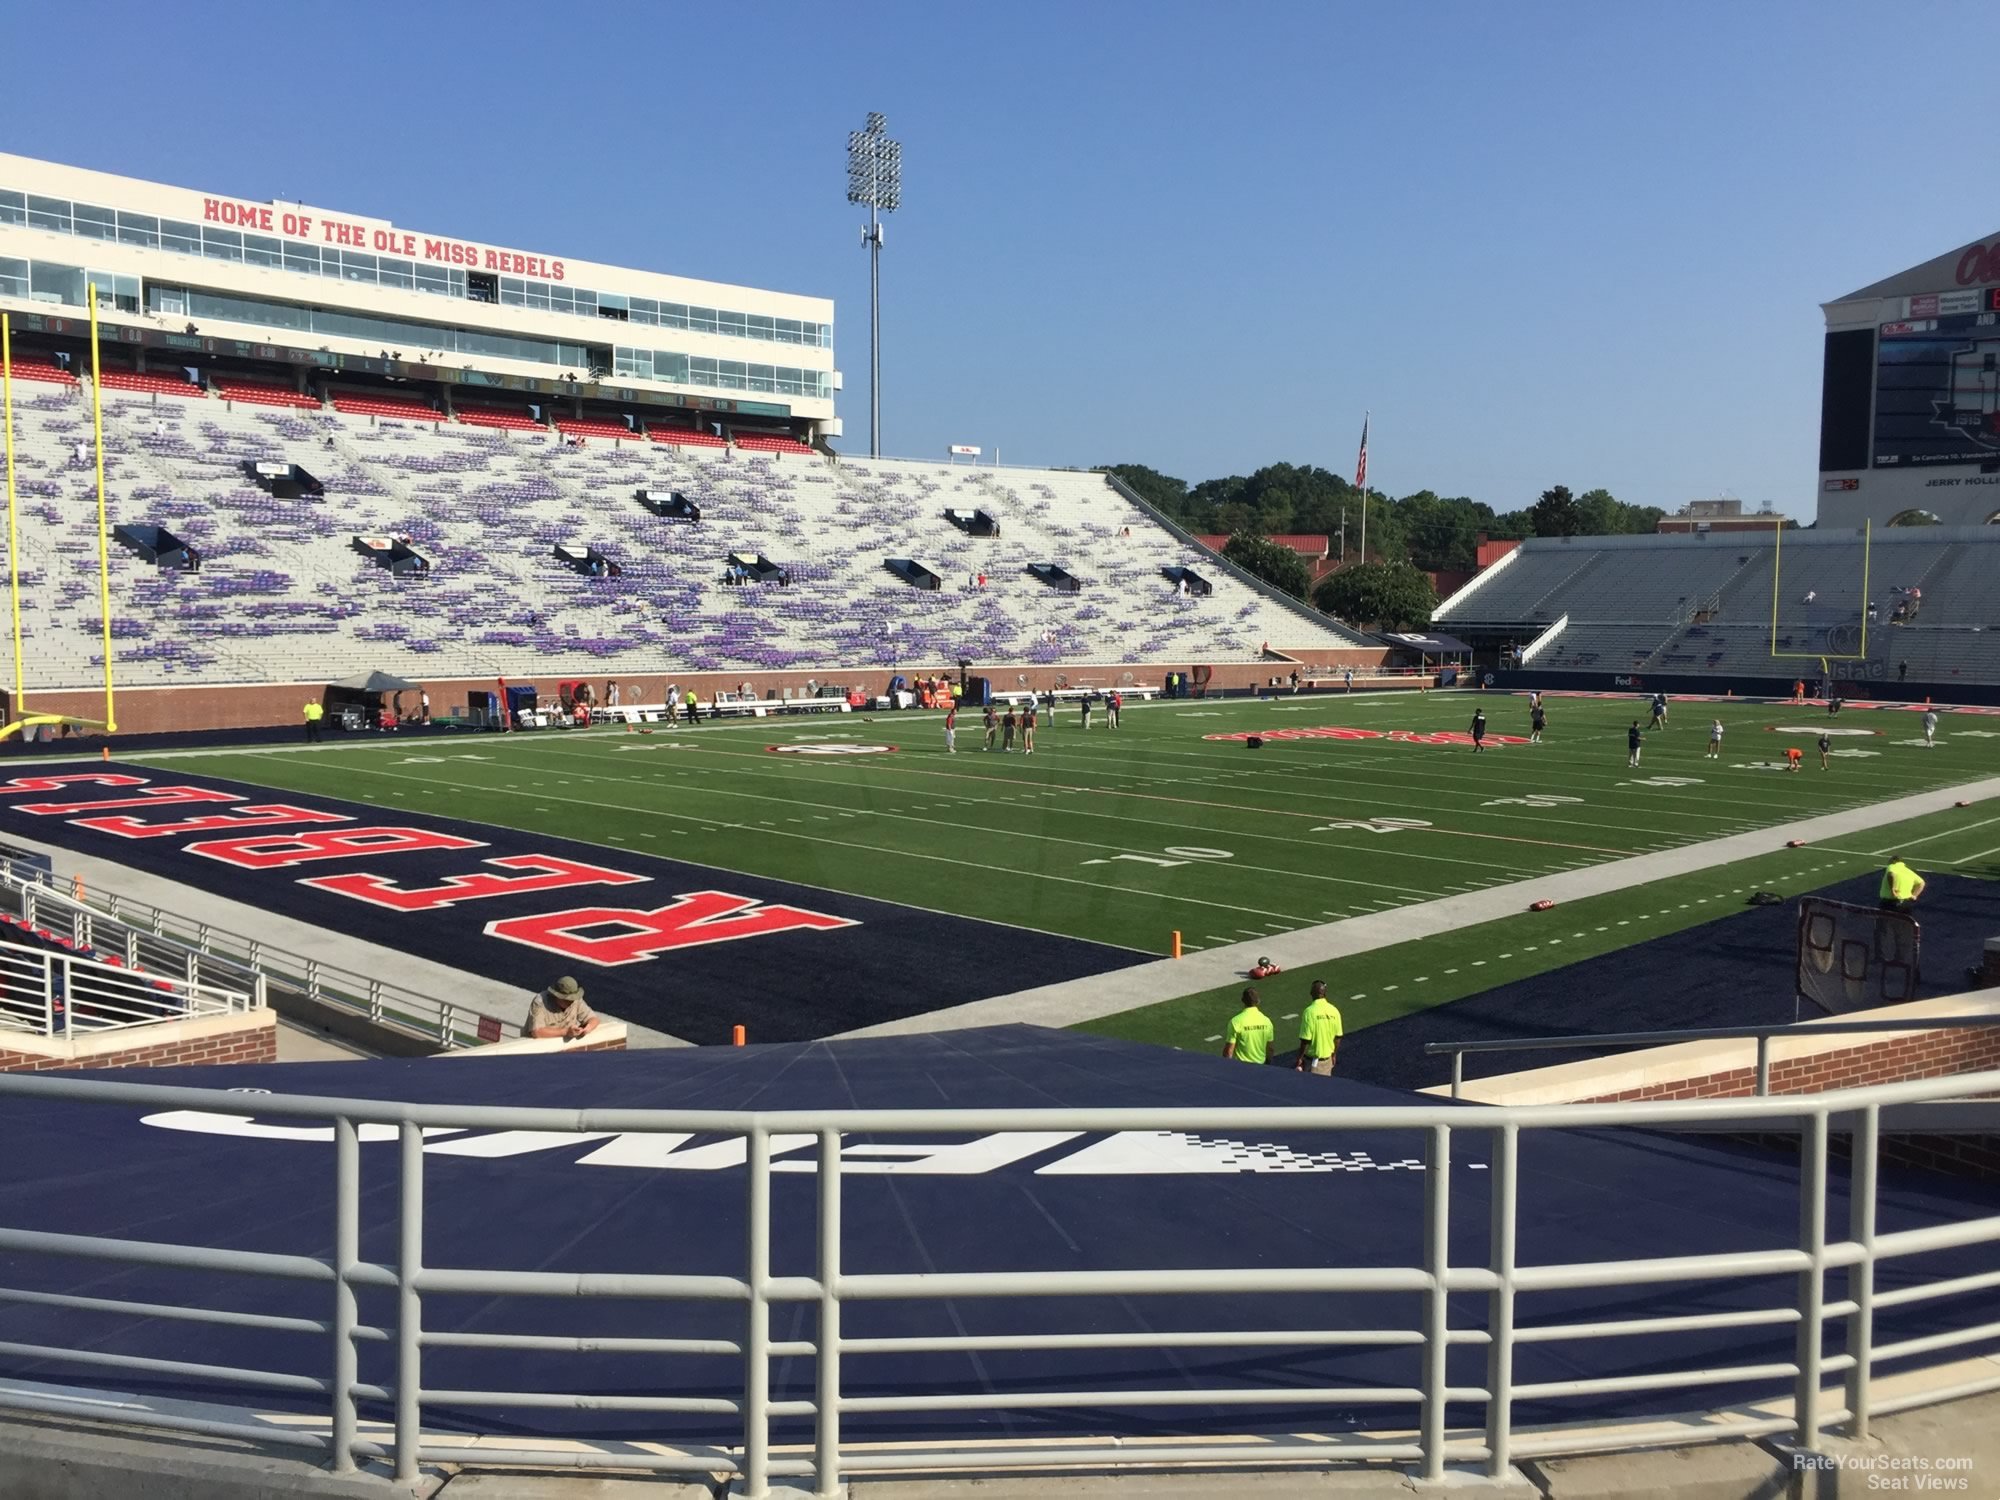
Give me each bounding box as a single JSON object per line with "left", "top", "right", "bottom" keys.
{"left": 1878, "top": 857, "right": 1925, "bottom": 914}
{"left": 1222, "top": 988, "right": 1274, "bottom": 1064}
{"left": 1294, "top": 980, "right": 1344, "bottom": 1076}
{"left": 303, "top": 699, "right": 324, "bottom": 743}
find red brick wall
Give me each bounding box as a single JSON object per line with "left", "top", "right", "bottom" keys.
{"left": 23, "top": 656, "right": 1400, "bottom": 737}
{"left": 0, "top": 1022, "right": 278, "bottom": 1073}
{"left": 1583, "top": 1026, "right": 2000, "bottom": 1103}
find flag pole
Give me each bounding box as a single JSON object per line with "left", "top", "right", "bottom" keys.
{"left": 1355, "top": 412, "right": 1370, "bottom": 565}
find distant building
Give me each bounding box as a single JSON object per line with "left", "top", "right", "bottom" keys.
{"left": 1656, "top": 499, "right": 1785, "bottom": 534}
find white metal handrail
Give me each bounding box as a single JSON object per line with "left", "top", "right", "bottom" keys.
{"left": 0, "top": 857, "right": 506, "bottom": 1049}
{"left": 0, "top": 936, "right": 254, "bottom": 1038}
{"left": 0, "top": 1070, "right": 1995, "bottom": 1494}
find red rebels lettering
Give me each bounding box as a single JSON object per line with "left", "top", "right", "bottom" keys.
{"left": 0, "top": 773, "right": 150, "bottom": 794}
{"left": 1958, "top": 242, "right": 2000, "bottom": 286}
{"left": 301, "top": 854, "right": 647, "bottom": 912}
{"left": 484, "top": 891, "right": 856, "bottom": 967}
{"left": 15, "top": 786, "right": 243, "bottom": 815}
{"left": 71, "top": 805, "right": 351, "bottom": 841}
{"left": 186, "top": 827, "right": 485, "bottom": 870}
{"left": 202, "top": 197, "right": 273, "bottom": 231}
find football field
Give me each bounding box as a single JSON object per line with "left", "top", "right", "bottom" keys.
{"left": 135, "top": 689, "right": 1998, "bottom": 969}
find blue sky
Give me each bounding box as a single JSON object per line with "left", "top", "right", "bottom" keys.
{"left": 10, "top": 1, "right": 1997, "bottom": 517}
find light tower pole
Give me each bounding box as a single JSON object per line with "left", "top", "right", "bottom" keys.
{"left": 847, "top": 112, "right": 901, "bottom": 457}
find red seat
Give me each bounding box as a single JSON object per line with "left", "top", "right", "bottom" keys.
{"left": 554, "top": 418, "right": 635, "bottom": 442}
{"left": 332, "top": 396, "right": 440, "bottom": 422}
{"left": 648, "top": 425, "right": 727, "bottom": 449}
{"left": 218, "top": 381, "right": 321, "bottom": 410}
{"left": 2, "top": 360, "right": 78, "bottom": 386}
{"left": 98, "top": 369, "right": 204, "bottom": 398}
{"left": 733, "top": 433, "right": 816, "bottom": 455}
{"left": 456, "top": 406, "right": 544, "bottom": 432}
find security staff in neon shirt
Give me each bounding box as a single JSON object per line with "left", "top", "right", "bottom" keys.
{"left": 1294, "top": 981, "right": 1344, "bottom": 1076}
{"left": 1222, "top": 988, "right": 1274, "bottom": 1065}
{"left": 1878, "top": 857, "right": 1925, "bottom": 914}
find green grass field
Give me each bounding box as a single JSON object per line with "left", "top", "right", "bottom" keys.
{"left": 138, "top": 690, "right": 1997, "bottom": 973}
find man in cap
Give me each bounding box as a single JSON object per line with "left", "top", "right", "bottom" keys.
{"left": 525, "top": 976, "right": 600, "bottom": 1040}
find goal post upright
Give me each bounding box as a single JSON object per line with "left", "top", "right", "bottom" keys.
{"left": 88, "top": 284, "right": 117, "bottom": 735}
{"left": 0, "top": 295, "right": 118, "bottom": 743}
{"left": 1767, "top": 516, "right": 1873, "bottom": 667}
{"left": 2, "top": 313, "right": 23, "bottom": 724}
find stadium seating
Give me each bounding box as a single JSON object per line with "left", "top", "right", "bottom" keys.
{"left": 733, "top": 433, "right": 817, "bottom": 456}
{"left": 0, "top": 375, "right": 1368, "bottom": 689}
{"left": 649, "top": 425, "right": 728, "bottom": 449}
{"left": 457, "top": 405, "right": 544, "bottom": 433}
{"left": 96, "top": 370, "right": 204, "bottom": 398}
{"left": 2, "top": 360, "right": 77, "bottom": 387}
{"left": 553, "top": 417, "right": 636, "bottom": 443}
{"left": 215, "top": 380, "right": 321, "bottom": 411}
{"left": 331, "top": 395, "right": 443, "bottom": 423}
{"left": 1437, "top": 530, "right": 2000, "bottom": 686}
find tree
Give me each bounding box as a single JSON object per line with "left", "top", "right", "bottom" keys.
{"left": 1222, "top": 534, "right": 1312, "bottom": 600}
{"left": 1313, "top": 562, "right": 1438, "bottom": 630}
{"left": 1099, "top": 464, "right": 1188, "bottom": 516}
{"left": 1527, "top": 484, "right": 1583, "bottom": 538}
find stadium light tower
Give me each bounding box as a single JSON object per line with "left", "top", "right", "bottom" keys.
{"left": 847, "top": 111, "right": 901, "bottom": 457}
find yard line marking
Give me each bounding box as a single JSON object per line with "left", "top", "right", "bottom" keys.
{"left": 1949, "top": 842, "right": 2000, "bottom": 865}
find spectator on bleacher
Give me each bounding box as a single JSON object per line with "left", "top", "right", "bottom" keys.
{"left": 1222, "top": 989, "right": 1273, "bottom": 1065}
{"left": 525, "top": 976, "right": 599, "bottom": 1041}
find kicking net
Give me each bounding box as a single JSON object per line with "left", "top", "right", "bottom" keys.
{"left": 1795, "top": 897, "right": 1920, "bottom": 1016}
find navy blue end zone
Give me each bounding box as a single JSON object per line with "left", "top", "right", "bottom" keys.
{"left": 1343, "top": 874, "right": 1998, "bottom": 1093}
{"left": 0, "top": 1027, "right": 1993, "bottom": 1447}
{"left": 0, "top": 768, "right": 1144, "bottom": 1042}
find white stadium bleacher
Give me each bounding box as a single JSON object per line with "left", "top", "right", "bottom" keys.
{"left": 3, "top": 379, "right": 1367, "bottom": 691}
{"left": 1436, "top": 529, "right": 2000, "bottom": 687}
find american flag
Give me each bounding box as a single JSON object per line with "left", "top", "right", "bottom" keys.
{"left": 1354, "top": 414, "right": 1369, "bottom": 490}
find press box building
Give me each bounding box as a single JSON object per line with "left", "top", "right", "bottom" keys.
{"left": 0, "top": 152, "right": 839, "bottom": 441}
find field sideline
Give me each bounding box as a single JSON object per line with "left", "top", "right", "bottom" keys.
{"left": 129, "top": 690, "right": 1995, "bottom": 967}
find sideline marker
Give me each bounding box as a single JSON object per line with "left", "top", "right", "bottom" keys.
{"left": 100, "top": 745, "right": 110, "bottom": 763}
{"left": 1171, "top": 930, "right": 1182, "bottom": 959}
{"left": 731, "top": 1024, "right": 746, "bottom": 1047}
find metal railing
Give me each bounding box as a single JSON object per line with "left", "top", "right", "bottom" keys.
{"left": 0, "top": 1069, "right": 1997, "bottom": 1494}
{"left": 0, "top": 935, "right": 254, "bottom": 1038}
{"left": 0, "top": 857, "right": 507, "bottom": 1049}
{"left": 1428, "top": 1016, "right": 2000, "bottom": 1100}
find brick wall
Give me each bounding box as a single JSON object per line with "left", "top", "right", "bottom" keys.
{"left": 18, "top": 653, "right": 1398, "bottom": 737}
{"left": 1582, "top": 1025, "right": 2000, "bottom": 1103}
{"left": 0, "top": 1018, "right": 277, "bottom": 1073}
